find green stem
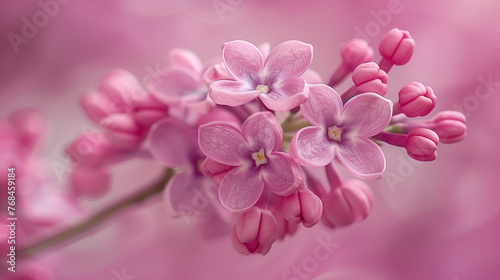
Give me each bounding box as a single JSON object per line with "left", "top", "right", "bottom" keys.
{"left": 20, "top": 168, "right": 174, "bottom": 258}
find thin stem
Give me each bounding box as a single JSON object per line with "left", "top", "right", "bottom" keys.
{"left": 20, "top": 168, "right": 175, "bottom": 258}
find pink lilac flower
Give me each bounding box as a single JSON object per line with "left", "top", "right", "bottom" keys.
{"left": 208, "top": 40, "right": 313, "bottom": 111}
{"left": 198, "top": 111, "right": 302, "bottom": 212}
{"left": 290, "top": 84, "right": 392, "bottom": 180}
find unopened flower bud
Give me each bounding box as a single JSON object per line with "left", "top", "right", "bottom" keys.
{"left": 379, "top": 28, "right": 415, "bottom": 66}
{"left": 100, "top": 113, "right": 143, "bottom": 148}
{"left": 431, "top": 111, "right": 467, "bottom": 143}
{"left": 70, "top": 165, "right": 111, "bottom": 198}
{"left": 352, "top": 62, "right": 388, "bottom": 96}
{"left": 328, "top": 39, "right": 373, "bottom": 86}
{"left": 231, "top": 207, "right": 278, "bottom": 255}
{"left": 406, "top": 128, "right": 439, "bottom": 161}
{"left": 398, "top": 82, "right": 436, "bottom": 117}
{"left": 321, "top": 180, "right": 373, "bottom": 228}
{"left": 282, "top": 188, "right": 323, "bottom": 228}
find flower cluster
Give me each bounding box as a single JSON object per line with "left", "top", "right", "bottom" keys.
{"left": 61, "top": 28, "right": 466, "bottom": 255}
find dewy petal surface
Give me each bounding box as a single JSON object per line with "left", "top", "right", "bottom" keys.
{"left": 209, "top": 80, "right": 261, "bottom": 106}
{"left": 148, "top": 118, "right": 200, "bottom": 167}
{"left": 198, "top": 122, "right": 249, "bottom": 166}
{"left": 261, "top": 152, "right": 301, "bottom": 195}
{"left": 219, "top": 167, "right": 264, "bottom": 212}
{"left": 300, "top": 84, "right": 342, "bottom": 127}
{"left": 341, "top": 93, "right": 392, "bottom": 137}
{"left": 290, "top": 126, "right": 335, "bottom": 167}
{"left": 337, "top": 138, "right": 386, "bottom": 180}
{"left": 264, "top": 40, "right": 313, "bottom": 81}
{"left": 222, "top": 40, "right": 264, "bottom": 82}
{"left": 259, "top": 77, "right": 309, "bottom": 111}
{"left": 242, "top": 112, "right": 282, "bottom": 154}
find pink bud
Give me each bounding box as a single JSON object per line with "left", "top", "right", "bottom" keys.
{"left": 99, "top": 113, "right": 143, "bottom": 148}
{"left": 321, "top": 180, "right": 373, "bottom": 228}
{"left": 70, "top": 165, "right": 111, "bottom": 198}
{"left": 231, "top": 207, "right": 278, "bottom": 255}
{"left": 398, "top": 82, "right": 436, "bottom": 117}
{"left": 202, "top": 64, "right": 233, "bottom": 86}
{"left": 352, "top": 62, "right": 388, "bottom": 96}
{"left": 340, "top": 39, "right": 374, "bottom": 71}
{"left": 431, "top": 111, "right": 467, "bottom": 143}
{"left": 200, "top": 158, "right": 235, "bottom": 185}
{"left": 379, "top": 28, "right": 415, "bottom": 66}
{"left": 133, "top": 94, "right": 168, "bottom": 128}
{"left": 98, "top": 68, "right": 141, "bottom": 106}
{"left": 406, "top": 128, "right": 439, "bottom": 161}
{"left": 282, "top": 188, "right": 323, "bottom": 228}
{"left": 8, "top": 108, "right": 46, "bottom": 151}
{"left": 64, "top": 130, "right": 118, "bottom": 165}
{"left": 80, "top": 91, "right": 115, "bottom": 123}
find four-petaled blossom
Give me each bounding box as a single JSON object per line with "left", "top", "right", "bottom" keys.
{"left": 209, "top": 40, "right": 313, "bottom": 111}
{"left": 198, "top": 112, "right": 302, "bottom": 212}
{"left": 290, "top": 84, "right": 393, "bottom": 180}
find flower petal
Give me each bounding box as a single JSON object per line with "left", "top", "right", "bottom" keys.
{"left": 170, "top": 48, "right": 202, "bottom": 74}
{"left": 149, "top": 68, "right": 200, "bottom": 104}
{"left": 259, "top": 77, "right": 309, "bottom": 111}
{"left": 242, "top": 112, "right": 282, "bottom": 154}
{"left": 209, "top": 80, "right": 261, "bottom": 106}
{"left": 289, "top": 126, "right": 335, "bottom": 167}
{"left": 336, "top": 138, "right": 386, "bottom": 180}
{"left": 164, "top": 170, "right": 209, "bottom": 218}
{"left": 219, "top": 167, "right": 264, "bottom": 212}
{"left": 198, "top": 121, "right": 249, "bottom": 166}
{"left": 262, "top": 152, "right": 302, "bottom": 196}
{"left": 222, "top": 40, "right": 264, "bottom": 82}
{"left": 341, "top": 93, "right": 393, "bottom": 137}
{"left": 148, "top": 118, "right": 200, "bottom": 167}
{"left": 300, "top": 84, "right": 343, "bottom": 127}
{"left": 264, "top": 40, "right": 313, "bottom": 81}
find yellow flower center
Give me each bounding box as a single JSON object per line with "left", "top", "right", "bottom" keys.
{"left": 328, "top": 126, "right": 343, "bottom": 142}
{"left": 256, "top": 84, "right": 269, "bottom": 94}
{"left": 251, "top": 148, "right": 268, "bottom": 167}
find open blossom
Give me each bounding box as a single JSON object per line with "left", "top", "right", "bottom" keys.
{"left": 209, "top": 40, "right": 313, "bottom": 111}
{"left": 198, "top": 112, "right": 302, "bottom": 212}
{"left": 290, "top": 84, "right": 393, "bottom": 179}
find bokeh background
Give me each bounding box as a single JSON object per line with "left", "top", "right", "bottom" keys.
{"left": 1, "top": 0, "right": 500, "bottom": 279}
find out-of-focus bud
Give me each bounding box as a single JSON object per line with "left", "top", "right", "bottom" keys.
{"left": 64, "top": 130, "right": 118, "bottom": 165}
{"left": 80, "top": 90, "right": 115, "bottom": 123}
{"left": 202, "top": 64, "right": 233, "bottom": 86}
{"left": 352, "top": 62, "right": 388, "bottom": 96}
{"left": 98, "top": 68, "right": 141, "bottom": 106}
{"left": 328, "top": 39, "right": 373, "bottom": 86}
{"left": 70, "top": 165, "right": 111, "bottom": 198}
{"left": 379, "top": 28, "right": 415, "bottom": 67}
{"left": 133, "top": 94, "right": 168, "bottom": 128}
{"left": 282, "top": 188, "right": 323, "bottom": 228}
{"left": 431, "top": 111, "right": 467, "bottom": 144}
{"left": 321, "top": 180, "right": 373, "bottom": 229}
{"left": 231, "top": 207, "right": 278, "bottom": 255}
{"left": 398, "top": 82, "right": 436, "bottom": 117}
{"left": 200, "top": 158, "right": 235, "bottom": 186}
{"left": 8, "top": 108, "right": 46, "bottom": 151}
{"left": 406, "top": 128, "right": 439, "bottom": 161}
{"left": 99, "top": 113, "right": 143, "bottom": 149}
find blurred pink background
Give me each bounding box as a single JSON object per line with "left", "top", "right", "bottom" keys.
{"left": 1, "top": 0, "right": 500, "bottom": 279}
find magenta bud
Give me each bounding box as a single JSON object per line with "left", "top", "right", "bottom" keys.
{"left": 232, "top": 207, "right": 278, "bottom": 255}
{"left": 70, "top": 165, "right": 111, "bottom": 198}
{"left": 406, "top": 128, "right": 439, "bottom": 161}
{"left": 99, "top": 113, "right": 143, "bottom": 148}
{"left": 133, "top": 94, "right": 168, "bottom": 128}
{"left": 431, "top": 111, "right": 467, "bottom": 144}
{"left": 398, "top": 82, "right": 437, "bottom": 117}
{"left": 282, "top": 188, "right": 323, "bottom": 228}
{"left": 98, "top": 68, "right": 141, "bottom": 106}
{"left": 340, "top": 38, "right": 374, "bottom": 71}
{"left": 80, "top": 91, "right": 115, "bottom": 123}
{"left": 8, "top": 108, "right": 46, "bottom": 151}
{"left": 64, "top": 131, "right": 118, "bottom": 165}
{"left": 321, "top": 180, "right": 373, "bottom": 229}
{"left": 200, "top": 157, "right": 235, "bottom": 186}
{"left": 379, "top": 28, "right": 415, "bottom": 66}
{"left": 352, "top": 62, "right": 388, "bottom": 96}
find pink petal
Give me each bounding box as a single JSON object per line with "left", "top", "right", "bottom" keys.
{"left": 198, "top": 122, "right": 249, "bottom": 166}
{"left": 148, "top": 118, "right": 199, "bottom": 167}
{"left": 337, "top": 138, "right": 386, "bottom": 180}
{"left": 300, "top": 69, "right": 323, "bottom": 84}
{"left": 341, "top": 93, "right": 393, "bottom": 137}
{"left": 264, "top": 40, "right": 313, "bottom": 81}
{"left": 149, "top": 68, "right": 200, "bottom": 104}
{"left": 259, "top": 77, "right": 309, "bottom": 111}
{"left": 169, "top": 48, "right": 202, "bottom": 74}
{"left": 222, "top": 40, "right": 264, "bottom": 82}
{"left": 80, "top": 91, "right": 114, "bottom": 123}
{"left": 262, "top": 152, "right": 302, "bottom": 196}
{"left": 242, "top": 112, "right": 282, "bottom": 153}
{"left": 98, "top": 68, "right": 140, "bottom": 104}
{"left": 163, "top": 169, "right": 209, "bottom": 218}
{"left": 290, "top": 126, "right": 335, "bottom": 167}
{"left": 300, "top": 84, "right": 342, "bottom": 127}
{"left": 219, "top": 167, "right": 264, "bottom": 212}
{"left": 209, "top": 80, "right": 261, "bottom": 106}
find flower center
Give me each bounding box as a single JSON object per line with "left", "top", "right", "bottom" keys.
{"left": 328, "top": 126, "right": 343, "bottom": 142}
{"left": 256, "top": 84, "right": 269, "bottom": 94}
{"left": 251, "top": 148, "right": 268, "bottom": 167}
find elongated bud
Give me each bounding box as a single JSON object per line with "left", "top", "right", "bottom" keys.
{"left": 352, "top": 62, "right": 388, "bottom": 96}
{"left": 328, "top": 39, "right": 373, "bottom": 86}
{"left": 100, "top": 113, "right": 143, "bottom": 148}
{"left": 431, "top": 111, "right": 467, "bottom": 143}
{"left": 282, "top": 188, "right": 323, "bottom": 228}
{"left": 406, "top": 128, "right": 439, "bottom": 161}
{"left": 231, "top": 207, "right": 278, "bottom": 255}
{"left": 398, "top": 82, "right": 436, "bottom": 117}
